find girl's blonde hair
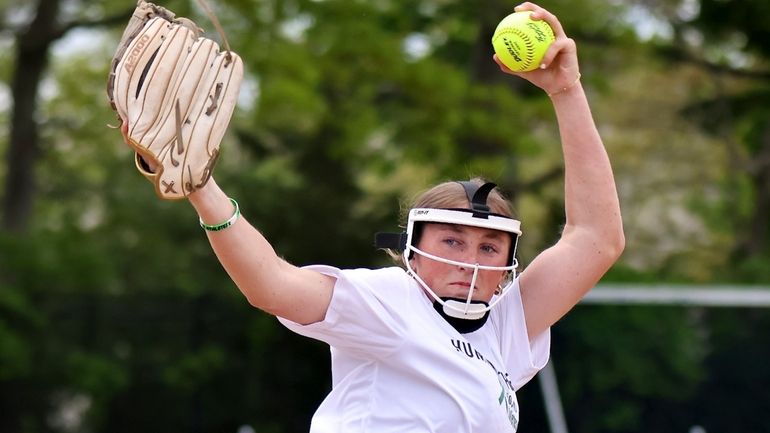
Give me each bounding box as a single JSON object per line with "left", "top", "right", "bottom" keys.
{"left": 407, "top": 177, "right": 513, "bottom": 219}
{"left": 385, "top": 177, "right": 514, "bottom": 264}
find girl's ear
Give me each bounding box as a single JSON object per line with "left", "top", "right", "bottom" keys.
{"left": 496, "top": 271, "right": 514, "bottom": 294}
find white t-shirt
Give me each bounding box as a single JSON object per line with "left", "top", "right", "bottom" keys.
{"left": 278, "top": 266, "right": 550, "bottom": 433}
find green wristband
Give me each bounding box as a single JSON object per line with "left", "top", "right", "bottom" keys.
{"left": 199, "top": 198, "right": 240, "bottom": 232}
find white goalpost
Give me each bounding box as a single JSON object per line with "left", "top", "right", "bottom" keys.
{"left": 539, "top": 284, "right": 770, "bottom": 433}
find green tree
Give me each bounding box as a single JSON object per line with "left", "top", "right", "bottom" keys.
{"left": 1, "top": 0, "right": 769, "bottom": 432}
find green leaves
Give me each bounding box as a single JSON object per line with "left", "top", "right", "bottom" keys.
{"left": 1, "top": 0, "right": 770, "bottom": 431}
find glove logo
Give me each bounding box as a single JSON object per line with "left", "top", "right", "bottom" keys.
{"left": 205, "top": 83, "right": 224, "bottom": 115}
{"left": 124, "top": 34, "right": 151, "bottom": 74}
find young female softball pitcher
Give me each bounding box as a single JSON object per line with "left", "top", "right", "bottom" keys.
{"left": 183, "top": 2, "right": 623, "bottom": 431}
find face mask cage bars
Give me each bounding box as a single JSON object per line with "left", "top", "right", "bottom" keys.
{"left": 402, "top": 207, "right": 522, "bottom": 319}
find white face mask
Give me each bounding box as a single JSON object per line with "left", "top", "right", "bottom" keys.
{"left": 373, "top": 182, "right": 523, "bottom": 328}
{"left": 404, "top": 236, "right": 519, "bottom": 320}
{"left": 402, "top": 207, "right": 521, "bottom": 321}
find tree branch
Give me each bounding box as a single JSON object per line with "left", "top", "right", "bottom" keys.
{"left": 51, "top": 7, "right": 135, "bottom": 40}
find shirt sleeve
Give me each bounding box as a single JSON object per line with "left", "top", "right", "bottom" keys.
{"left": 491, "top": 276, "right": 551, "bottom": 391}
{"left": 277, "top": 266, "right": 411, "bottom": 359}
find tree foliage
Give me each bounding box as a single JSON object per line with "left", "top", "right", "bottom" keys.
{"left": 1, "top": 0, "right": 769, "bottom": 432}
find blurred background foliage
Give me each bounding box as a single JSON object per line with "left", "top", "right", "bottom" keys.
{"left": 0, "top": 0, "right": 769, "bottom": 431}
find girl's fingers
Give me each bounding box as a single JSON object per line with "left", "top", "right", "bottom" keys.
{"left": 513, "top": 2, "right": 567, "bottom": 39}
{"left": 514, "top": 2, "right": 536, "bottom": 12}
{"left": 539, "top": 37, "right": 575, "bottom": 69}
{"left": 493, "top": 54, "right": 519, "bottom": 75}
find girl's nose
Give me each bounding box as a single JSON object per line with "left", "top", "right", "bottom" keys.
{"left": 456, "top": 252, "right": 480, "bottom": 272}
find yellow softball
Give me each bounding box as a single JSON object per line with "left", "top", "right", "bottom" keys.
{"left": 492, "top": 11, "right": 555, "bottom": 72}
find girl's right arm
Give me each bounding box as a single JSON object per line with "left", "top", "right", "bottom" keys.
{"left": 188, "top": 179, "right": 336, "bottom": 325}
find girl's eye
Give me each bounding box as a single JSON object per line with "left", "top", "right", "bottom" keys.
{"left": 481, "top": 245, "right": 499, "bottom": 254}
{"left": 443, "top": 238, "right": 460, "bottom": 247}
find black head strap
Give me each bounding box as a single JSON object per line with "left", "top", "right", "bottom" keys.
{"left": 457, "top": 181, "right": 496, "bottom": 215}
{"left": 374, "top": 181, "right": 499, "bottom": 251}
{"left": 374, "top": 232, "right": 407, "bottom": 250}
